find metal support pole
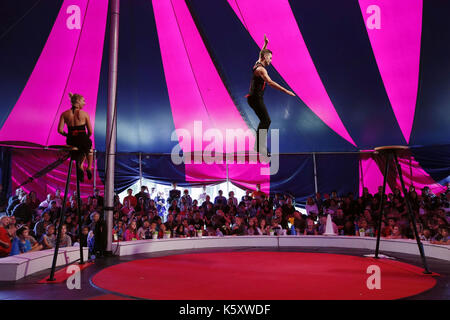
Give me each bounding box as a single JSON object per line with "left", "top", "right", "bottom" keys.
{"left": 75, "top": 159, "right": 84, "bottom": 264}
{"left": 393, "top": 154, "right": 431, "bottom": 274}
{"left": 93, "top": 149, "right": 97, "bottom": 191}
{"left": 139, "top": 152, "right": 143, "bottom": 188}
{"left": 48, "top": 156, "right": 74, "bottom": 281}
{"left": 226, "top": 161, "right": 230, "bottom": 196}
{"left": 104, "top": 0, "right": 120, "bottom": 255}
{"left": 374, "top": 152, "right": 391, "bottom": 259}
{"left": 313, "top": 153, "right": 318, "bottom": 194}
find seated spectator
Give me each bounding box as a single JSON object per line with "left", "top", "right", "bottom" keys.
{"left": 306, "top": 197, "right": 319, "bottom": 216}
{"left": 53, "top": 189, "right": 63, "bottom": 208}
{"left": 38, "top": 194, "right": 53, "bottom": 210}
{"left": 431, "top": 227, "right": 449, "bottom": 245}
{"left": 12, "top": 194, "right": 34, "bottom": 226}
{"left": 92, "top": 188, "right": 104, "bottom": 209}
{"left": 174, "top": 224, "right": 186, "bottom": 238}
{"left": 232, "top": 216, "right": 247, "bottom": 236}
{"left": 247, "top": 218, "right": 260, "bottom": 235}
{"left": 270, "top": 218, "right": 285, "bottom": 236}
{"left": 260, "top": 200, "right": 273, "bottom": 219}
{"left": 137, "top": 220, "right": 152, "bottom": 240}
{"left": 10, "top": 225, "right": 42, "bottom": 255}
{"left": 121, "top": 199, "right": 135, "bottom": 218}
{"left": 317, "top": 215, "right": 327, "bottom": 235}
{"left": 333, "top": 209, "right": 346, "bottom": 234}
{"left": 64, "top": 215, "right": 78, "bottom": 242}
{"left": 304, "top": 218, "right": 317, "bottom": 235}
{"left": 356, "top": 218, "right": 374, "bottom": 237}
{"left": 190, "top": 212, "right": 204, "bottom": 232}
{"left": 342, "top": 220, "right": 355, "bottom": 236}
{"left": 420, "top": 228, "right": 433, "bottom": 242}
{"left": 242, "top": 190, "right": 253, "bottom": 203}
{"left": 317, "top": 214, "right": 338, "bottom": 235}
{"left": 113, "top": 220, "right": 125, "bottom": 242}
{"left": 124, "top": 220, "right": 140, "bottom": 241}
{"left": 28, "top": 191, "right": 40, "bottom": 210}
{"left": 7, "top": 188, "right": 24, "bottom": 216}
{"left": 42, "top": 200, "right": 60, "bottom": 224}
{"left": 58, "top": 224, "right": 73, "bottom": 247}
{"left": 40, "top": 224, "right": 56, "bottom": 249}
{"left": 386, "top": 225, "right": 404, "bottom": 239}
{"left": 257, "top": 218, "right": 269, "bottom": 235}
{"left": 220, "top": 221, "right": 233, "bottom": 236}
{"left": 80, "top": 226, "right": 90, "bottom": 247}
{"left": 0, "top": 216, "right": 12, "bottom": 257}
{"left": 382, "top": 217, "right": 397, "bottom": 237}
{"left": 292, "top": 211, "right": 306, "bottom": 235}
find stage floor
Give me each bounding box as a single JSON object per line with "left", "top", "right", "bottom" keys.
{"left": 1, "top": 247, "right": 449, "bottom": 300}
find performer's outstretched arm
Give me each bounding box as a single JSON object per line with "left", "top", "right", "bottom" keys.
{"left": 262, "top": 34, "right": 268, "bottom": 51}
{"left": 257, "top": 67, "right": 295, "bottom": 96}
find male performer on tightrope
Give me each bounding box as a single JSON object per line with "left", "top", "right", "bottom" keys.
{"left": 247, "top": 35, "right": 295, "bottom": 155}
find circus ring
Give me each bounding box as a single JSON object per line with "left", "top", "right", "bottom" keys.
{"left": 86, "top": 236, "right": 449, "bottom": 300}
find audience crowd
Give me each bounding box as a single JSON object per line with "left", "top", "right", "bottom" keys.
{"left": 0, "top": 182, "right": 449, "bottom": 259}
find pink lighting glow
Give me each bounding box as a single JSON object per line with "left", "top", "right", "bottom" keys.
{"left": 359, "top": 0, "right": 423, "bottom": 143}
{"left": 153, "top": 0, "right": 270, "bottom": 191}
{"left": 228, "top": 0, "right": 356, "bottom": 147}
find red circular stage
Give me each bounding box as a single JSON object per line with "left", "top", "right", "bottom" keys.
{"left": 91, "top": 252, "right": 437, "bottom": 300}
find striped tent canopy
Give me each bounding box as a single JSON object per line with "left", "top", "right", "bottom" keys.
{"left": 0, "top": 0, "right": 449, "bottom": 200}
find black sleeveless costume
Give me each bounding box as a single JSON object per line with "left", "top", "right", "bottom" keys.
{"left": 247, "top": 61, "right": 271, "bottom": 152}
{"left": 66, "top": 109, "right": 92, "bottom": 157}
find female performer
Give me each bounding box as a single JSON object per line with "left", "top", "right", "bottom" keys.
{"left": 58, "top": 93, "right": 93, "bottom": 181}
